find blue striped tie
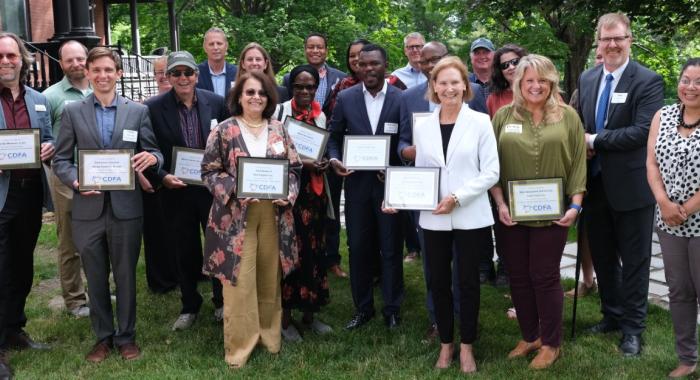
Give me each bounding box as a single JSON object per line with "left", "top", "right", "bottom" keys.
{"left": 591, "top": 74, "right": 614, "bottom": 176}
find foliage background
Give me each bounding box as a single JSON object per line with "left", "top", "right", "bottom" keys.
{"left": 108, "top": 0, "right": 700, "bottom": 100}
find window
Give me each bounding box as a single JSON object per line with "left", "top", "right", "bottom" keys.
{"left": 0, "top": 0, "right": 29, "bottom": 40}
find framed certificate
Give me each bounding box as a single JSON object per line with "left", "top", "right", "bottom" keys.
{"left": 0, "top": 128, "right": 41, "bottom": 169}
{"left": 507, "top": 178, "right": 564, "bottom": 222}
{"left": 78, "top": 149, "right": 135, "bottom": 191}
{"left": 171, "top": 147, "right": 204, "bottom": 185}
{"left": 342, "top": 135, "right": 390, "bottom": 170}
{"left": 236, "top": 157, "right": 289, "bottom": 200}
{"left": 283, "top": 116, "right": 330, "bottom": 162}
{"left": 384, "top": 167, "right": 440, "bottom": 210}
{"left": 411, "top": 112, "right": 432, "bottom": 144}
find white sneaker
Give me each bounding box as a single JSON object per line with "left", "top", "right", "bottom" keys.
{"left": 304, "top": 319, "right": 333, "bottom": 335}
{"left": 172, "top": 313, "right": 197, "bottom": 331}
{"left": 214, "top": 307, "right": 223, "bottom": 322}
{"left": 69, "top": 305, "right": 90, "bottom": 318}
{"left": 281, "top": 324, "right": 303, "bottom": 342}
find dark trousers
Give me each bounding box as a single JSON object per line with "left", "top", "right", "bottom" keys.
{"left": 424, "top": 227, "right": 489, "bottom": 344}
{"left": 324, "top": 171, "right": 342, "bottom": 268}
{"left": 399, "top": 210, "right": 421, "bottom": 253}
{"left": 498, "top": 223, "right": 568, "bottom": 347}
{"left": 142, "top": 190, "right": 178, "bottom": 293}
{"left": 345, "top": 195, "right": 404, "bottom": 316}
{"left": 0, "top": 178, "right": 43, "bottom": 347}
{"left": 584, "top": 175, "right": 654, "bottom": 335}
{"left": 163, "top": 186, "right": 222, "bottom": 313}
{"left": 73, "top": 200, "right": 142, "bottom": 346}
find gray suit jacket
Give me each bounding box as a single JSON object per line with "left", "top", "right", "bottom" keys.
{"left": 0, "top": 86, "right": 53, "bottom": 212}
{"left": 576, "top": 60, "right": 664, "bottom": 211}
{"left": 53, "top": 94, "right": 163, "bottom": 220}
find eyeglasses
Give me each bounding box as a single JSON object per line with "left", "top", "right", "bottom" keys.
{"left": 293, "top": 84, "right": 316, "bottom": 91}
{"left": 499, "top": 58, "right": 520, "bottom": 70}
{"left": 420, "top": 54, "right": 447, "bottom": 66}
{"left": 244, "top": 89, "right": 267, "bottom": 97}
{"left": 0, "top": 53, "right": 19, "bottom": 61}
{"left": 168, "top": 69, "right": 196, "bottom": 77}
{"left": 598, "top": 35, "right": 630, "bottom": 44}
{"left": 406, "top": 44, "right": 424, "bottom": 51}
{"left": 154, "top": 70, "right": 165, "bottom": 76}
{"left": 680, "top": 78, "right": 700, "bottom": 87}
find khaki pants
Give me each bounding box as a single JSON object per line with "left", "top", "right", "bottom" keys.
{"left": 48, "top": 167, "right": 87, "bottom": 310}
{"left": 222, "top": 201, "right": 281, "bottom": 367}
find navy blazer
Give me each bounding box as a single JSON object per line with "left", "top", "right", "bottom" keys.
{"left": 397, "top": 81, "right": 487, "bottom": 156}
{"left": 196, "top": 61, "right": 238, "bottom": 97}
{"left": 576, "top": 60, "right": 664, "bottom": 211}
{"left": 283, "top": 64, "right": 346, "bottom": 110}
{"left": 328, "top": 83, "right": 402, "bottom": 202}
{"left": 144, "top": 88, "right": 229, "bottom": 185}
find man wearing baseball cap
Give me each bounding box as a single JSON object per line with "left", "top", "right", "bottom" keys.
{"left": 469, "top": 37, "right": 495, "bottom": 98}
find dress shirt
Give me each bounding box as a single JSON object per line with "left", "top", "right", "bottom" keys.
{"left": 362, "top": 81, "right": 388, "bottom": 134}
{"left": 43, "top": 76, "right": 92, "bottom": 136}
{"left": 589, "top": 58, "right": 630, "bottom": 148}
{"left": 315, "top": 64, "right": 329, "bottom": 106}
{"left": 392, "top": 63, "right": 426, "bottom": 89}
{"left": 176, "top": 95, "right": 203, "bottom": 149}
{"left": 94, "top": 95, "right": 118, "bottom": 148}
{"left": 209, "top": 63, "right": 227, "bottom": 98}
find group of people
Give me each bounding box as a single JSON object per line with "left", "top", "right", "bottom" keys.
{"left": 0, "top": 9, "right": 699, "bottom": 379}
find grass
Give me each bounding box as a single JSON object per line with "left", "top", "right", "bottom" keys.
{"left": 11, "top": 223, "right": 681, "bottom": 379}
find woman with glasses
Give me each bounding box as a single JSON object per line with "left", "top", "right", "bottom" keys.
{"left": 272, "top": 65, "right": 332, "bottom": 342}
{"left": 486, "top": 44, "right": 529, "bottom": 117}
{"left": 201, "top": 71, "right": 302, "bottom": 368}
{"left": 234, "top": 42, "right": 289, "bottom": 105}
{"left": 490, "top": 55, "right": 586, "bottom": 369}
{"left": 647, "top": 58, "right": 700, "bottom": 379}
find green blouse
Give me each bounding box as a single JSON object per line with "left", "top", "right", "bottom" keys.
{"left": 492, "top": 104, "right": 587, "bottom": 227}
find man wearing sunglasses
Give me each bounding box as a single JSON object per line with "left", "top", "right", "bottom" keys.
{"left": 144, "top": 51, "right": 229, "bottom": 331}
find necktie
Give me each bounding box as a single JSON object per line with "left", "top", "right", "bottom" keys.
{"left": 595, "top": 74, "right": 614, "bottom": 133}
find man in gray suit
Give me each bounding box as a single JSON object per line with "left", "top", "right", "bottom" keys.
{"left": 576, "top": 13, "right": 664, "bottom": 357}
{"left": 53, "top": 47, "right": 163, "bottom": 363}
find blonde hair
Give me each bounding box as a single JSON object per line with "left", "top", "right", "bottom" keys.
{"left": 426, "top": 56, "right": 473, "bottom": 104}
{"left": 596, "top": 12, "right": 632, "bottom": 40}
{"left": 235, "top": 43, "right": 276, "bottom": 84}
{"left": 511, "top": 54, "right": 564, "bottom": 123}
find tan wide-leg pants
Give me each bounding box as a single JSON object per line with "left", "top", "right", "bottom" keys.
{"left": 222, "top": 201, "right": 281, "bottom": 368}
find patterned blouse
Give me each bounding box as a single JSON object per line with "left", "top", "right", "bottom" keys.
{"left": 654, "top": 103, "right": 700, "bottom": 237}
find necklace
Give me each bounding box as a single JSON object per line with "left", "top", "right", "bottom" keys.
{"left": 240, "top": 116, "right": 266, "bottom": 129}
{"left": 679, "top": 104, "right": 700, "bottom": 129}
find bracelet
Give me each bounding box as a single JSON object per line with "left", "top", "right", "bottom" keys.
{"left": 450, "top": 193, "right": 460, "bottom": 207}
{"left": 569, "top": 203, "right": 582, "bottom": 214}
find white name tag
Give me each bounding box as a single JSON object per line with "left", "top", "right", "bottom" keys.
{"left": 384, "top": 122, "right": 398, "bottom": 134}
{"left": 504, "top": 124, "right": 522, "bottom": 134}
{"left": 34, "top": 104, "right": 46, "bottom": 112}
{"left": 123, "top": 129, "right": 138, "bottom": 142}
{"left": 272, "top": 141, "right": 285, "bottom": 154}
{"left": 64, "top": 100, "right": 76, "bottom": 106}
{"left": 210, "top": 119, "right": 218, "bottom": 130}
{"left": 230, "top": 81, "right": 236, "bottom": 89}
{"left": 611, "top": 92, "right": 628, "bottom": 103}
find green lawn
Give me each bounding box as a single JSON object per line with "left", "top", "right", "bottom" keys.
{"left": 11, "top": 223, "right": 681, "bottom": 379}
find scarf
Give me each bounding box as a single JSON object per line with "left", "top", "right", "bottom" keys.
{"left": 292, "top": 99, "right": 324, "bottom": 196}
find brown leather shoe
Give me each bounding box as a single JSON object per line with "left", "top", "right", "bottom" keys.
{"left": 507, "top": 338, "right": 542, "bottom": 359}
{"left": 117, "top": 343, "right": 141, "bottom": 361}
{"left": 329, "top": 264, "right": 348, "bottom": 278}
{"left": 85, "top": 341, "right": 112, "bottom": 363}
{"left": 529, "top": 345, "right": 560, "bottom": 369}
{"left": 668, "top": 363, "right": 696, "bottom": 378}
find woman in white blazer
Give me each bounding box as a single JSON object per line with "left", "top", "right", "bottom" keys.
{"left": 413, "top": 57, "right": 499, "bottom": 373}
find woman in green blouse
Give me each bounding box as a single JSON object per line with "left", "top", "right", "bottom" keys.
{"left": 489, "top": 54, "right": 586, "bottom": 370}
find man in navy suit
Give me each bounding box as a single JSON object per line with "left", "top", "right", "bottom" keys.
{"left": 196, "top": 27, "right": 238, "bottom": 99}
{"left": 145, "top": 51, "right": 230, "bottom": 331}
{"left": 283, "top": 33, "right": 346, "bottom": 113}
{"left": 328, "top": 44, "right": 404, "bottom": 330}
{"left": 576, "top": 12, "right": 664, "bottom": 357}
{"left": 396, "top": 41, "right": 487, "bottom": 342}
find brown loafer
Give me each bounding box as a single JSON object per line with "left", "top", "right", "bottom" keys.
{"left": 529, "top": 345, "right": 560, "bottom": 369}
{"left": 329, "top": 265, "right": 348, "bottom": 278}
{"left": 117, "top": 343, "right": 141, "bottom": 361}
{"left": 668, "top": 363, "right": 696, "bottom": 378}
{"left": 85, "top": 341, "right": 112, "bottom": 363}
{"left": 508, "top": 338, "right": 542, "bottom": 359}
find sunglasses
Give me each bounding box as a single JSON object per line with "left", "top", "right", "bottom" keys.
{"left": 293, "top": 84, "right": 316, "bottom": 91}
{"left": 168, "top": 69, "right": 196, "bottom": 77}
{"left": 499, "top": 58, "right": 520, "bottom": 70}
{"left": 244, "top": 89, "right": 267, "bottom": 97}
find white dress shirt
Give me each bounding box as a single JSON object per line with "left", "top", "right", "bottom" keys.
{"left": 362, "top": 80, "right": 388, "bottom": 134}
{"left": 589, "top": 58, "right": 630, "bottom": 148}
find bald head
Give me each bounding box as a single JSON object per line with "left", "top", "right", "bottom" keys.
{"left": 419, "top": 41, "right": 448, "bottom": 78}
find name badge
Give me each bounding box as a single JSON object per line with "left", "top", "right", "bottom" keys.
{"left": 230, "top": 81, "right": 236, "bottom": 89}
{"left": 611, "top": 92, "right": 628, "bottom": 104}
{"left": 64, "top": 100, "right": 76, "bottom": 106}
{"left": 210, "top": 119, "right": 218, "bottom": 130}
{"left": 272, "top": 141, "right": 285, "bottom": 154}
{"left": 34, "top": 104, "right": 47, "bottom": 112}
{"left": 123, "top": 129, "right": 138, "bottom": 142}
{"left": 384, "top": 122, "right": 398, "bottom": 134}
{"left": 504, "top": 124, "right": 522, "bottom": 134}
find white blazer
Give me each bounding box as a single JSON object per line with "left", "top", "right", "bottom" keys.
{"left": 414, "top": 104, "right": 499, "bottom": 230}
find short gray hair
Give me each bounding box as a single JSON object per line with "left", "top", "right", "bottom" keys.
{"left": 404, "top": 32, "right": 425, "bottom": 46}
